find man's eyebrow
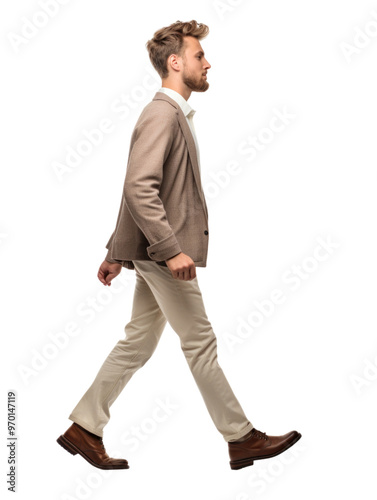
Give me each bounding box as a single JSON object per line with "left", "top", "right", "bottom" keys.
{"left": 195, "top": 50, "right": 205, "bottom": 56}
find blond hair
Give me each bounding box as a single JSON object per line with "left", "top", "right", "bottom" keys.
{"left": 146, "top": 20, "right": 209, "bottom": 78}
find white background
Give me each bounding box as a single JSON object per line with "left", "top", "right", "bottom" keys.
{"left": 1, "top": 0, "right": 376, "bottom": 499}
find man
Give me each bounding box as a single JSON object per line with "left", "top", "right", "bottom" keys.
{"left": 57, "top": 20, "right": 301, "bottom": 471}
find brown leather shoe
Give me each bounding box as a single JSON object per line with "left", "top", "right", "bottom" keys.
{"left": 57, "top": 423, "right": 129, "bottom": 470}
{"left": 228, "top": 427, "right": 301, "bottom": 470}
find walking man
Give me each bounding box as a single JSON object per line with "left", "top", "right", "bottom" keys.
{"left": 57, "top": 20, "right": 301, "bottom": 471}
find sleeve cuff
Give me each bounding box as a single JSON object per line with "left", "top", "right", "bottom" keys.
{"left": 147, "top": 232, "right": 182, "bottom": 262}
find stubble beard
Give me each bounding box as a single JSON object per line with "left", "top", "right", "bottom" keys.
{"left": 182, "top": 68, "right": 209, "bottom": 93}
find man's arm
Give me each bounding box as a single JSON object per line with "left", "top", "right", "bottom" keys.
{"left": 104, "top": 233, "right": 121, "bottom": 265}
{"left": 123, "top": 105, "right": 182, "bottom": 262}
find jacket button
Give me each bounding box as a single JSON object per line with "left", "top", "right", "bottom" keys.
{"left": 204, "top": 230, "right": 208, "bottom": 235}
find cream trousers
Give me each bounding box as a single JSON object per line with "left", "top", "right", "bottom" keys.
{"left": 69, "top": 259, "right": 253, "bottom": 442}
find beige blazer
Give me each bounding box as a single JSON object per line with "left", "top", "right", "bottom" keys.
{"left": 105, "top": 91, "right": 209, "bottom": 271}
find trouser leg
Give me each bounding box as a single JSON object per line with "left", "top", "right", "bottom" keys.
{"left": 68, "top": 268, "right": 167, "bottom": 437}
{"left": 132, "top": 260, "right": 253, "bottom": 442}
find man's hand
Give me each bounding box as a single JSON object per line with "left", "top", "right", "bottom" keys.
{"left": 98, "top": 260, "right": 122, "bottom": 286}
{"left": 165, "top": 252, "right": 196, "bottom": 281}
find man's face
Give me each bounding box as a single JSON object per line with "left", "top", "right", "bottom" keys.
{"left": 180, "top": 36, "right": 211, "bottom": 92}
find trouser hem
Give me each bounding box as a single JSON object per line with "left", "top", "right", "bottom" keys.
{"left": 225, "top": 422, "right": 254, "bottom": 442}
{"left": 68, "top": 414, "right": 104, "bottom": 438}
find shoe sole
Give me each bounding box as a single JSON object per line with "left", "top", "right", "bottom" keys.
{"left": 229, "top": 432, "right": 302, "bottom": 470}
{"left": 57, "top": 435, "right": 129, "bottom": 470}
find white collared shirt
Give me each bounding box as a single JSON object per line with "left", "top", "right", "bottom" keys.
{"left": 158, "top": 87, "right": 201, "bottom": 172}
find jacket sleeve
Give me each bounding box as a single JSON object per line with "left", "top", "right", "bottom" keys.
{"left": 104, "top": 233, "right": 123, "bottom": 264}
{"left": 122, "top": 106, "right": 182, "bottom": 262}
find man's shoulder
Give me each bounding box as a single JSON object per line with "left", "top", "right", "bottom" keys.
{"left": 134, "top": 94, "right": 179, "bottom": 129}
{"left": 143, "top": 93, "right": 179, "bottom": 117}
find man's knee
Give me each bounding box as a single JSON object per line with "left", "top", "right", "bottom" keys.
{"left": 181, "top": 329, "right": 218, "bottom": 368}
{"left": 115, "top": 336, "right": 159, "bottom": 367}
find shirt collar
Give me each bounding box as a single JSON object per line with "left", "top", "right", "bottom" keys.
{"left": 158, "top": 87, "right": 196, "bottom": 118}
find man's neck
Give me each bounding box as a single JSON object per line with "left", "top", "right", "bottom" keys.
{"left": 161, "top": 81, "right": 191, "bottom": 101}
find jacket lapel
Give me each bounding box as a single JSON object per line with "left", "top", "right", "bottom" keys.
{"left": 153, "top": 92, "right": 208, "bottom": 219}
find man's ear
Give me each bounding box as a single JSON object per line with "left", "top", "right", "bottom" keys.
{"left": 168, "top": 53, "right": 182, "bottom": 73}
